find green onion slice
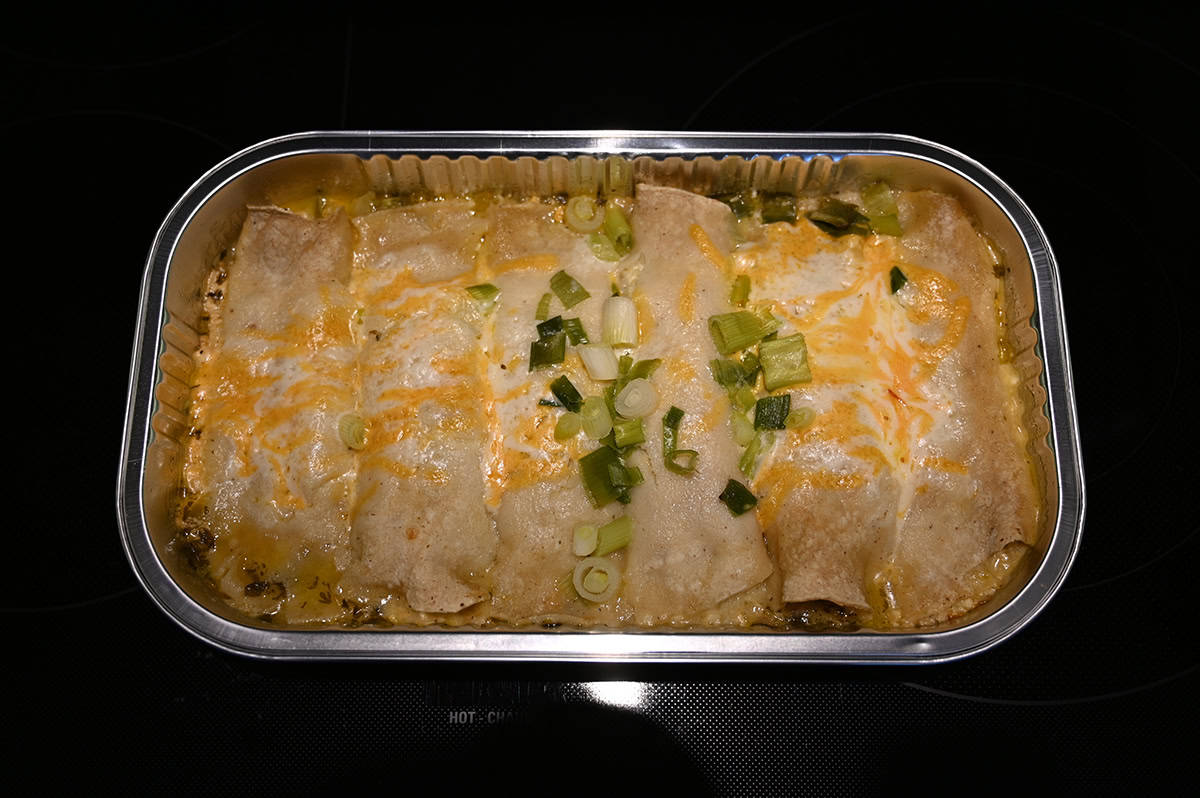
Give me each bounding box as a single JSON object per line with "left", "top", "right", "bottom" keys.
{"left": 528, "top": 332, "right": 566, "bottom": 371}
{"left": 536, "top": 315, "right": 564, "bottom": 339}
{"left": 581, "top": 395, "right": 613, "bottom": 440}
{"left": 338, "top": 414, "right": 367, "bottom": 450}
{"left": 603, "top": 202, "right": 634, "bottom": 256}
{"left": 573, "top": 524, "right": 599, "bottom": 556}
{"left": 758, "top": 333, "right": 812, "bottom": 391}
{"left": 555, "top": 411, "right": 582, "bottom": 440}
{"left": 614, "top": 378, "right": 659, "bottom": 419}
{"left": 754, "top": 394, "right": 791, "bottom": 430}
{"left": 709, "top": 311, "right": 769, "bottom": 355}
{"left": 808, "top": 197, "right": 872, "bottom": 237}
{"left": 572, "top": 556, "right": 621, "bottom": 603}
{"left": 550, "top": 375, "right": 583, "bottom": 413}
{"left": 579, "top": 447, "right": 623, "bottom": 507}
{"left": 709, "top": 358, "right": 746, "bottom": 389}
{"left": 588, "top": 232, "right": 622, "bottom": 262}
{"left": 662, "top": 406, "right": 699, "bottom": 476}
{"left": 738, "top": 431, "right": 775, "bottom": 478}
{"left": 730, "top": 412, "right": 756, "bottom": 446}
{"left": 730, "top": 274, "right": 751, "bottom": 307}
{"left": 613, "top": 417, "right": 646, "bottom": 448}
{"left": 786, "top": 406, "right": 816, "bottom": 430}
{"left": 718, "top": 479, "right": 758, "bottom": 516}
{"left": 594, "top": 516, "right": 633, "bottom": 556}
{"left": 715, "top": 192, "right": 756, "bottom": 219}
{"left": 563, "top": 317, "right": 590, "bottom": 345}
{"left": 890, "top": 266, "right": 908, "bottom": 294}
{"left": 861, "top": 181, "right": 899, "bottom": 217}
{"left": 602, "top": 296, "right": 638, "bottom": 347}
{"left": 608, "top": 461, "right": 643, "bottom": 488}
{"left": 550, "top": 270, "right": 591, "bottom": 309}
{"left": 579, "top": 343, "right": 619, "bottom": 381}
{"left": 870, "top": 214, "right": 903, "bottom": 237}
{"left": 565, "top": 196, "right": 605, "bottom": 234}
{"left": 466, "top": 283, "right": 500, "bottom": 314}
{"left": 762, "top": 193, "right": 798, "bottom": 223}
{"left": 732, "top": 385, "right": 757, "bottom": 413}
{"left": 535, "top": 292, "right": 554, "bottom": 321}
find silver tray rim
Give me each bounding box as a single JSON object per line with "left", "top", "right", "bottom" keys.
{"left": 117, "top": 130, "right": 1085, "bottom": 664}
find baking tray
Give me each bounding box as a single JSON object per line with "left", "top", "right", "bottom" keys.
{"left": 117, "top": 131, "right": 1084, "bottom": 662}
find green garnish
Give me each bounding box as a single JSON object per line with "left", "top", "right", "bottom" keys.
{"left": 709, "top": 358, "right": 747, "bottom": 389}
{"left": 662, "top": 406, "right": 699, "bottom": 476}
{"left": 738, "top": 431, "right": 775, "bottom": 478}
{"left": 730, "top": 274, "right": 751, "bottom": 307}
{"left": 563, "top": 317, "right": 590, "bottom": 345}
{"left": 555, "top": 412, "right": 582, "bottom": 440}
{"left": 862, "top": 181, "right": 903, "bottom": 237}
{"left": 466, "top": 283, "right": 500, "bottom": 314}
{"left": 808, "top": 197, "right": 872, "bottom": 237}
{"left": 579, "top": 447, "right": 624, "bottom": 507}
{"left": 536, "top": 315, "right": 564, "bottom": 339}
{"left": 581, "top": 395, "right": 614, "bottom": 440}
{"left": 785, "top": 407, "right": 816, "bottom": 430}
{"left": 613, "top": 418, "right": 646, "bottom": 448}
{"left": 758, "top": 333, "right": 812, "bottom": 391}
{"left": 589, "top": 233, "right": 621, "bottom": 261}
{"left": 550, "top": 375, "right": 583, "bottom": 413}
{"left": 550, "top": 270, "right": 591, "bottom": 309}
{"left": 754, "top": 394, "right": 791, "bottom": 430}
{"left": 594, "top": 516, "right": 633, "bottom": 555}
{"left": 762, "top": 193, "right": 798, "bottom": 223}
{"left": 603, "top": 204, "right": 634, "bottom": 256}
{"left": 607, "top": 461, "right": 644, "bottom": 488}
{"left": 535, "top": 292, "right": 554, "bottom": 321}
{"left": 718, "top": 479, "right": 758, "bottom": 516}
{"left": 716, "top": 192, "right": 756, "bottom": 219}
{"left": 732, "top": 385, "right": 757, "bottom": 413}
{"left": 890, "top": 266, "right": 908, "bottom": 293}
{"left": 529, "top": 332, "right": 566, "bottom": 371}
{"left": 709, "top": 311, "right": 771, "bottom": 355}
{"left": 338, "top": 414, "right": 367, "bottom": 450}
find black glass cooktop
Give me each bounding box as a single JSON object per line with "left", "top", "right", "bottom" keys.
{"left": 6, "top": 8, "right": 1195, "bottom": 791}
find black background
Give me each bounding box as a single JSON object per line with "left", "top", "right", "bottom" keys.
{"left": 6, "top": 7, "right": 1196, "bottom": 792}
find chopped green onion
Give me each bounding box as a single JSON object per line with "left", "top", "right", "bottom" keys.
{"left": 550, "top": 375, "right": 583, "bottom": 413}
{"left": 572, "top": 556, "right": 620, "bottom": 602}
{"left": 581, "top": 396, "right": 613, "bottom": 440}
{"left": 602, "top": 295, "right": 638, "bottom": 347}
{"left": 870, "top": 214, "right": 903, "bottom": 237}
{"left": 718, "top": 479, "right": 758, "bottom": 516}
{"left": 613, "top": 417, "right": 646, "bottom": 448}
{"left": 759, "top": 333, "right": 812, "bottom": 391}
{"left": 579, "top": 343, "right": 619, "bottom": 381}
{"left": 614, "top": 378, "right": 659, "bottom": 419}
{"left": 709, "top": 311, "right": 769, "bottom": 355}
{"left": 730, "top": 412, "right": 756, "bottom": 446}
{"left": 808, "top": 197, "right": 872, "bottom": 237}
{"left": 603, "top": 202, "right": 634, "bottom": 256}
{"left": 565, "top": 196, "right": 605, "bottom": 234}
{"left": 861, "top": 181, "right": 899, "bottom": 217}
{"left": 589, "top": 232, "right": 622, "bottom": 262}
{"left": 338, "top": 414, "right": 367, "bottom": 450}
{"left": 762, "top": 193, "right": 798, "bottom": 223}
{"left": 628, "top": 359, "right": 661, "bottom": 381}
{"left": 709, "top": 358, "right": 746, "bottom": 389}
{"left": 538, "top": 398, "right": 561, "bottom": 407}
{"left": 466, "top": 283, "right": 500, "bottom": 314}
{"left": 535, "top": 292, "right": 554, "bottom": 321}
{"left": 608, "top": 461, "right": 643, "bottom": 487}
{"left": 754, "top": 394, "right": 791, "bottom": 430}
{"left": 732, "top": 385, "right": 757, "bottom": 413}
{"left": 715, "top": 192, "right": 755, "bottom": 219}
{"left": 786, "top": 407, "right": 816, "bottom": 430}
{"left": 555, "top": 411, "right": 582, "bottom": 440}
{"left": 550, "top": 270, "right": 591, "bottom": 309}
{"left": 594, "top": 516, "right": 633, "bottom": 556}
{"left": 738, "top": 431, "right": 775, "bottom": 478}
{"left": 662, "top": 406, "right": 699, "bottom": 476}
{"left": 730, "top": 274, "right": 751, "bottom": 307}
{"left": 890, "top": 266, "right": 908, "bottom": 293}
{"left": 573, "top": 524, "right": 599, "bottom": 556}
{"left": 579, "top": 446, "right": 623, "bottom": 507}
{"left": 563, "top": 317, "right": 590, "bottom": 345}
{"left": 529, "top": 332, "right": 566, "bottom": 371}
{"left": 615, "top": 488, "right": 633, "bottom": 505}
{"left": 618, "top": 355, "right": 633, "bottom": 380}
{"left": 740, "top": 351, "right": 761, "bottom": 383}
{"left": 536, "top": 315, "right": 564, "bottom": 339}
